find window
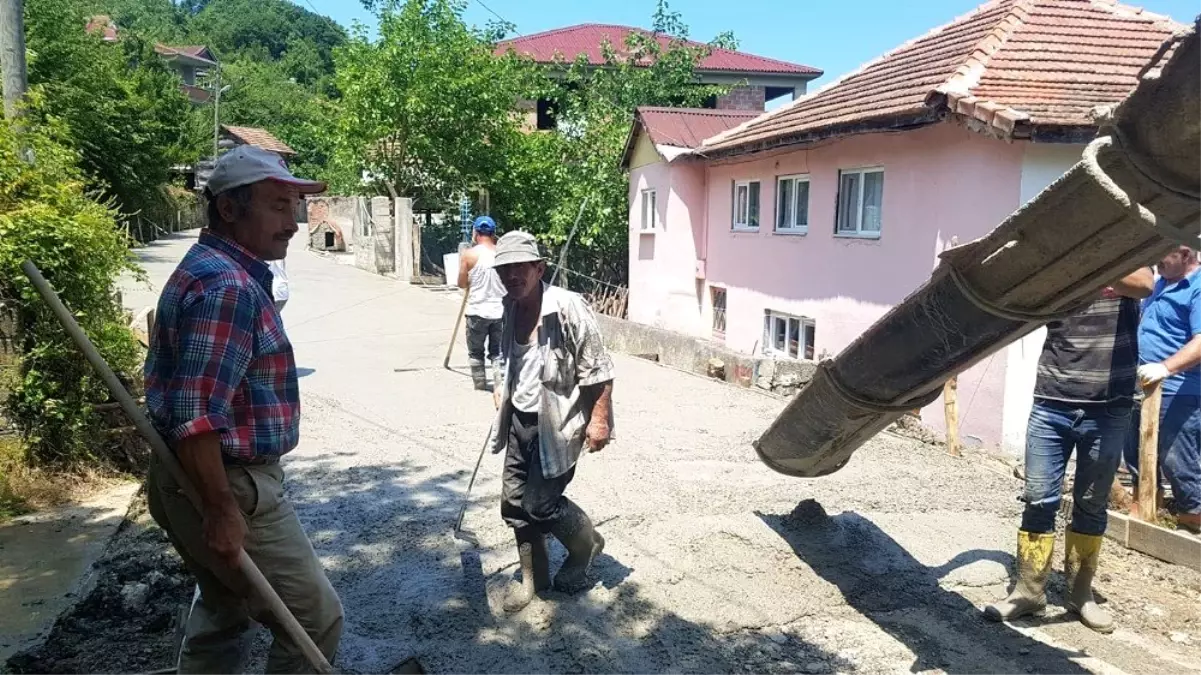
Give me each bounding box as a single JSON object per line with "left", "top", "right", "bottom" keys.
{"left": 776, "top": 174, "right": 810, "bottom": 234}
{"left": 536, "top": 98, "right": 558, "bottom": 130}
{"left": 732, "top": 180, "right": 761, "bottom": 231}
{"left": 640, "top": 189, "right": 659, "bottom": 231}
{"left": 836, "top": 168, "right": 884, "bottom": 237}
{"left": 763, "top": 310, "right": 815, "bottom": 360}
{"left": 711, "top": 287, "right": 727, "bottom": 336}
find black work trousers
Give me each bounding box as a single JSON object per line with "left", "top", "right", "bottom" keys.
{"left": 465, "top": 315, "right": 502, "bottom": 365}
{"left": 501, "top": 409, "right": 575, "bottom": 531}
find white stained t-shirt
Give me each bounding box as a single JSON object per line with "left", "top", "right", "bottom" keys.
{"left": 268, "top": 259, "right": 289, "bottom": 303}
{"left": 510, "top": 339, "right": 543, "bottom": 413}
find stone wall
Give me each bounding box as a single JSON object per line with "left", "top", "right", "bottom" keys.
{"left": 307, "top": 197, "right": 357, "bottom": 252}
{"left": 595, "top": 314, "right": 815, "bottom": 396}
{"left": 309, "top": 196, "right": 417, "bottom": 282}
{"left": 716, "top": 85, "right": 766, "bottom": 112}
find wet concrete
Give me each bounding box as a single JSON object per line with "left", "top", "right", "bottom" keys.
{"left": 55, "top": 229, "right": 1201, "bottom": 674}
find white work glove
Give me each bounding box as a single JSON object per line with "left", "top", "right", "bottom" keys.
{"left": 1138, "top": 362, "right": 1171, "bottom": 387}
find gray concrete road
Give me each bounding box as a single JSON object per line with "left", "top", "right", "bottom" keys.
{"left": 0, "top": 482, "right": 140, "bottom": 664}
{"left": 123, "top": 231, "right": 1200, "bottom": 675}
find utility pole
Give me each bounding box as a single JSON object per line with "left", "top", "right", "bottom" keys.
{"left": 212, "top": 70, "right": 222, "bottom": 160}
{"left": 0, "top": 0, "right": 29, "bottom": 122}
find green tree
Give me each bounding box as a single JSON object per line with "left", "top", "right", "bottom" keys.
{"left": 187, "top": 0, "right": 346, "bottom": 83}
{"left": 491, "top": 0, "right": 730, "bottom": 283}
{"left": 0, "top": 113, "right": 143, "bottom": 469}
{"left": 26, "top": 0, "right": 202, "bottom": 222}
{"left": 330, "top": 0, "right": 526, "bottom": 206}
{"left": 91, "top": 0, "right": 189, "bottom": 42}
{"left": 216, "top": 57, "right": 338, "bottom": 184}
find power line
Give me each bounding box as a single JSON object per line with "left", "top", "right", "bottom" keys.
{"left": 297, "top": 0, "right": 349, "bottom": 36}
{"left": 473, "top": 0, "right": 521, "bottom": 37}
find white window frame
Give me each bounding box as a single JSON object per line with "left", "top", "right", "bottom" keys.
{"left": 763, "top": 310, "right": 816, "bottom": 360}
{"left": 732, "top": 180, "right": 761, "bottom": 231}
{"left": 835, "top": 167, "right": 884, "bottom": 238}
{"left": 640, "top": 188, "right": 659, "bottom": 232}
{"left": 775, "top": 174, "right": 810, "bottom": 235}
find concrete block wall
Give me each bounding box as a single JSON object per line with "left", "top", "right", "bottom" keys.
{"left": 353, "top": 198, "right": 375, "bottom": 272}
{"left": 370, "top": 196, "right": 395, "bottom": 275}
{"left": 596, "top": 313, "right": 815, "bottom": 396}
{"left": 394, "top": 198, "right": 415, "bottom": 282}
{"left": 716, "top": 85, "right": 766, "bottom": 112}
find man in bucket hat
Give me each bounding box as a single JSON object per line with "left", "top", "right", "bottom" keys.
{"left": 489, "top": 231, "right": 616, "bottom": 612}
{"left": 144, "top": 146, "right": 343, "bottom": 672}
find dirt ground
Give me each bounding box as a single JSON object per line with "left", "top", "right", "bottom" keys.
{"left": 7, "top": 232, "right": 1198, "bottom": 675}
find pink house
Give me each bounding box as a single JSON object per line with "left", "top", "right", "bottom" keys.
{"left": 623, "top": 0, "right": 1184, "bottom": 452}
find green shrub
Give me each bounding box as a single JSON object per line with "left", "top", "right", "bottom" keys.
{"left": 0, "top": 115, "right": 143, "bottom": 470}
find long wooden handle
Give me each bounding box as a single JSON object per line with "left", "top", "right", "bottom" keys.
{"left": 21, "top": 261, "right": 334, "bottom": 674}
{"left": 1137, "top": 382, "right": 1163, "bottom": 522}
{"left": 444, "top": 289, "right": 469, "bottom": 369}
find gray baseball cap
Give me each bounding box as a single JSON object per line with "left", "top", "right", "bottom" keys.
{"left": 493, "top": 231, "right": 543, "bottom": 267}
{"left": 207, "top": 145, "right": 326, "bottom": 196}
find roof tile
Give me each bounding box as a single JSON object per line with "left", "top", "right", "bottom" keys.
{"left": 497, "top": 24, "right": 821, "bottom": 76}
{"left": 702, "top": 0, "right": 1185, "bottom": 153}
{"left": 635, "top": 107, "right": 760, "bottom": 149}
{"left": 222, "top": 125, "right": 296, "bottom": 156}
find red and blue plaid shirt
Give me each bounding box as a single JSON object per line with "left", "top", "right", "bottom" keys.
{"left": 144, "top": 230, "right": 299, "bottom": 462}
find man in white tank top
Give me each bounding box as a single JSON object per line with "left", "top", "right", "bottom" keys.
{"left": 457, "top": 216, "right": 506, "bottom": 391}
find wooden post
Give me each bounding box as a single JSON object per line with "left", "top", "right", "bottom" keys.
{"left": 944, "top": 376, "right": 962, "bottom": 457}
{"left": 1137, "top": 382, "right": 1163, "bottom": 522}
{"left": 443, "top": 290, "right": 469, "bottom": 370}
{"left": 936, "top": 235, "right": 963, "bottom": 456}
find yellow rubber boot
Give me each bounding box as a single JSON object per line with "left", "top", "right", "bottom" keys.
{"left": 1065, "top": 531, "right": 1114, "bottom": 633}
{"left": 984, "top": 530, "right": 1054, "bottom": 621}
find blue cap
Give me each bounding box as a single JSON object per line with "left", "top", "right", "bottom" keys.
{"left": 473, "top": 215, "right": 497, "bottom": 234}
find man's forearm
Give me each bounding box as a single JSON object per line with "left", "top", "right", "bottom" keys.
{"left": 583, "top": 381, "right": 613, "bottom": 421}
{"left": 1111, "top": 267, "right": 1154, "bottom": 299}
{"left": 176, "top": 431, "right": 236, "bottom": 511}
{"left": 1164, "top": 335, "right": 1201, "bottom": 376}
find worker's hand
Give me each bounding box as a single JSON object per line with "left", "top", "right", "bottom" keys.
{"left": 585, "top": 418, "right": 611, "bottom": 453}
{"left": 202, "top": 498, "right": 247, "bottom": 571}
{"left": 1138, "top": 362, "right": 1171, "bottom": 388}
{"left": 493, "top": 389, "right": 501, "bottom": 410}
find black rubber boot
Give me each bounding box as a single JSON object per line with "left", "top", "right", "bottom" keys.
{"left": 550, "top": 499, "right": 605, "bottom": 593}
{"left": 503, "top": 528, "right": 550, "bottom": 612}
{"left": 469, "top": 360, "right": 488, "bottom": 391}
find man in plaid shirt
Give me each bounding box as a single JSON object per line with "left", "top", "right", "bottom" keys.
{"left": 144, "top": 147, "right": 341, "bottom": 673}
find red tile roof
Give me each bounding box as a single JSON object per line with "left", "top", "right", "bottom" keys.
{"left": 222, "top": 125, "right": 296, "bottom": 156}
{"left": 85, "top": 15, "right": 118, "bottom": 41}
{"left": 154, "top": 44, "right": 218, "bottom": 65}
{"left": 622, "top": 106, "right": 760, "bottom": 167}
{"left": 636, "top": 107, "right": 760, "bottom": 149}
{"left": 181, "top": 84, "right": 212, "bottom": 104}
{"left": 703, "top": 0, "right": 1185, "bottom": 154}
{"left": 497, "top": 24, "right": 821, "bottom": 76}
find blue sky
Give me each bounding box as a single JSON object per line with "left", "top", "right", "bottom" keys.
{"left": 302, "top": 0, "right": 1198, "bottom": 89}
